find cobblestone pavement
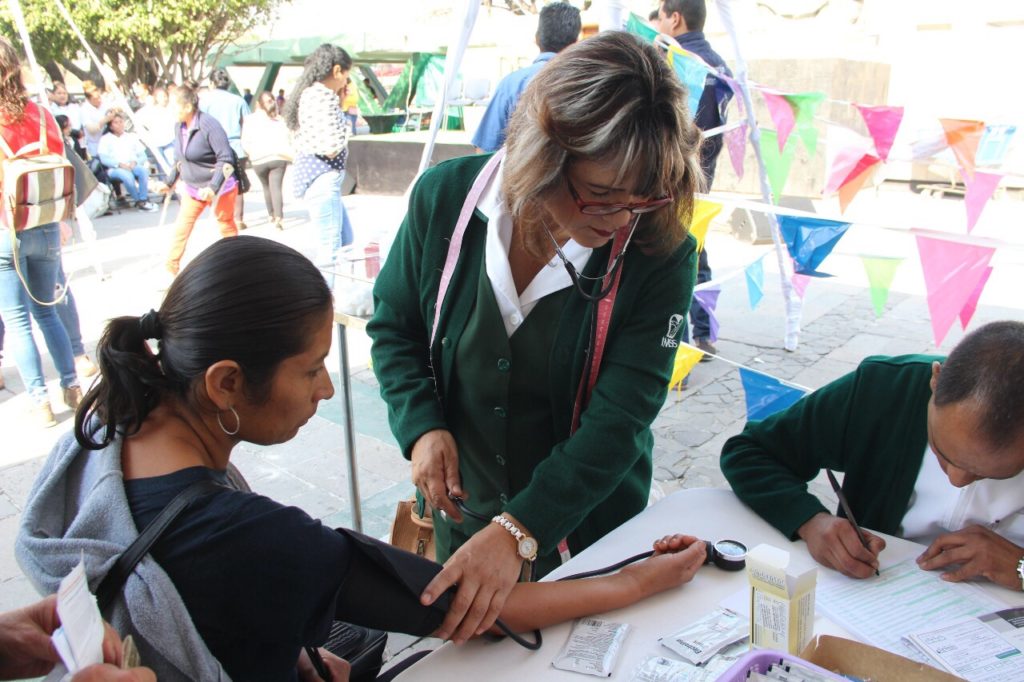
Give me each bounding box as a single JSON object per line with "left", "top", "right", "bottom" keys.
{"left": 0, "top": 181, "right": 1021, "bottom": 672}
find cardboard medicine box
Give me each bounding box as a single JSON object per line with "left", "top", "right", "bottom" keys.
{"left": 800, "top": 635, "right": 963, "bottom": 681}
{"left": 747, "top": 543, "right": 817, "bottom": 654}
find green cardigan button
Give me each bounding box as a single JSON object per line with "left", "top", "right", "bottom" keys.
{"left": 496, "top": 455, "right": 506, "bottom": 465}
{"left": 441, "top": 337, "right": 450, "bottom": 346}
{"left": 494, "top": 406, "right": 507, "bottom": 418}
{"left": 497, "top": 358, "right": 511, "bottom": 372}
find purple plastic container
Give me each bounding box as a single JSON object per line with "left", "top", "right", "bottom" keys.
{"left": 716, "top": 649, "right": 847, "bottom": 681}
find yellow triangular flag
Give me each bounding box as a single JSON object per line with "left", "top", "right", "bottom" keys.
{"left": 688, "top": 199, "right": 723, "bottom": 252}
{"left": 669, "top": 344, "right": 704, "bottom": 390}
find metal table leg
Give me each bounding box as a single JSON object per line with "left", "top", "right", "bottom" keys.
{"left": 336, "top": 321, "right": 363, "bottom": 532}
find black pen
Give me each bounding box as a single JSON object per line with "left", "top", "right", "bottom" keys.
{"left": 825, "top": 469, "right": 880, "bottom": 576}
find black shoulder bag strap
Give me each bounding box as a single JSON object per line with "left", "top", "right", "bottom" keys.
{"left": 96, "top": 479, "right": 224, "bottom": 613}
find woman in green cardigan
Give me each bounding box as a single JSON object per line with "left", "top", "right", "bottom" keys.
{"left": 367, "top": 31, "right": 703, "bottom": 644}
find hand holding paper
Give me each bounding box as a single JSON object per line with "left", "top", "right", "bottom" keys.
{"left": 798, "top": 511, "right": 885, "bottom": 579}
{"left": 917, "top": 525, "right": 1024, "bottom": 591}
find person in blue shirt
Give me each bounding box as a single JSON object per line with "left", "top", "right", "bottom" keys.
{"left": 471, "top": 1, "right": 581, "bottom": 153}
{"left": 657, "top": 0, "right": 734, "bottom": 358}
{"left": 200, "top": 68, "right": 250, "bottom": 230}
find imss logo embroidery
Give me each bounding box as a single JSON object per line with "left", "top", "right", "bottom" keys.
{"left": 661, "top": 314, "right": 684, "bottom": 348}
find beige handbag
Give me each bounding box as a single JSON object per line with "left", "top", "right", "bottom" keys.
{"left": 389, "top": 498, "right": 436, "bottom": 561}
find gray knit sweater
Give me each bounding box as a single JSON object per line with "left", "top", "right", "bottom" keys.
{"left": 15, "top": 427, "right": 230, "bottom": 681}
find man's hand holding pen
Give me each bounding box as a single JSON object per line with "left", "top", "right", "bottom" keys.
{"left": 798, "top": 512, "right": 886, "bottom": 578}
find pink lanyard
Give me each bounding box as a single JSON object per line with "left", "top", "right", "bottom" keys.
{"left": 430, "top": 150, "right": 625, "bottom": 565}
{"left": 430, "top": 149, "right": 505, "bottom": 351}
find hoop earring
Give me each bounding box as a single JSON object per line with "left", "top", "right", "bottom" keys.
{"left": 217, "top": 406, "right": 241, "bottom": 436}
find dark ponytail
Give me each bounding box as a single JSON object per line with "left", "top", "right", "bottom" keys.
{"left": 75, "top": 236, "right": 332, "bottom": 449}
{"left": 75, "top": 314, "right": 176, "bottom": 449}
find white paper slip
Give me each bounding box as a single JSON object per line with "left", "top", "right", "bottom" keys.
{"left": 907, "top": 607, "right": 1024, "bottom": 682}
{"left": 817, "top": 557, "right": 1008, "bottom": 663}
{"left": 52, "top": 559, "right": 105, "bottom": 673}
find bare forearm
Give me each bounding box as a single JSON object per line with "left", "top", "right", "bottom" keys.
{"left": 497, "top": 573, "right": 642, "bottom": 632}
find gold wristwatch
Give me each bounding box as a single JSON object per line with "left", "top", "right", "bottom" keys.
{"left": 492, "top": 514, "right": 538, "bottom": 562}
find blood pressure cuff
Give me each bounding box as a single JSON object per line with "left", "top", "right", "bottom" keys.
{"left": 332, "top": 528, "right": 454, "bottom": 637}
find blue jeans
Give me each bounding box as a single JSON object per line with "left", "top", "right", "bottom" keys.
{"left": 0, "top": 224, "right": 78, "bottom": 403}
{"left": 107, "top": 165, "right": 149, "bottom": 202}
{"left": 305, "top": 170, "right": 354, "bottom": 288}
{"left": 55, "top": 262, "right": 85, "bottom": 357}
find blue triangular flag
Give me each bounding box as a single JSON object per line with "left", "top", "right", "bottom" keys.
{"left": 745, "top": 258, "right": 765, "bottom": 309}
{"left": 739, "top": 367, "right": 807, "bottom": 421}
{"left": 672, "top": 53, "right": 710, "bottom": 117}
{"left": 692, "top": 287, "right": 721, "bottom": 342}
{"left": 777, "top": 215, "right": 851, "bottom": 277}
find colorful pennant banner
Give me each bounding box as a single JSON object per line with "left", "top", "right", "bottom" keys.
{"left": 693, "top": 287, "right": 722, "bottom": 342}
{"left": 669, "top": 48, "right": 710, "bottom": 117}
{"left": 761, "top": 90, "right": 795, "bottom": 151}
{"left": 859, "top": 255, "right": 904, "bottom": 318}
{"left": 745, "top": 258, "right": 765, "bottom": 310}
{"left": 824, "top": 126, "right": 874, "bottom": 195}
{"left": 690, "top": 199, "right": 723, "bottom": 252}
{"left": 855, "top": 104, "right": 904, "bottom": 162}
{"left": 778, "top": 215, "right": 852, "bottom": 277}
{"left": 915, "top": 234, "right": 996, "bottom": 346}
{"left": 958, "top": 265, "right": 993, "bottom": 330}
{"left": 759, "top": 129, "right": 797, "bottom": 203}
{"left": 963, "top": 171, "right": 1003, "bottom": 233}
{"left": 669, "top": 345, "right": 704, "bottom": 390}
{"left": 739, "top": 368, "right": 808, "bottom": 421}
{"left": 940, "top": 118, "right": 986, "bottom": 179}
{"left": 725, "top": 122, "right": 747, "bottom": 179}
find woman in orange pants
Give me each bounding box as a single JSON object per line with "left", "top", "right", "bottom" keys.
{"left": 163, "top": 83, "right": 237, "bottom": 275}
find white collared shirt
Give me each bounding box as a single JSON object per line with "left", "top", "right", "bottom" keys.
{"left": 477, "top": 158, "right": 592, "bottom": 337}
{"left": 901, "top": 445, "right": 1024, "bottom": 546}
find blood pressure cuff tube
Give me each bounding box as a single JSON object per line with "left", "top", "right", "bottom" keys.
{"left": 332, "top": 528, "right": 454, "bottom": 637}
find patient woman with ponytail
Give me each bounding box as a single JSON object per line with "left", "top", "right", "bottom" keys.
{"left": 16, "top": 236, "right": 707, "bottom": 682}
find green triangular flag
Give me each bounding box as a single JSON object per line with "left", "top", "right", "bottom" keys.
{"left": 759, "top": 129, "right": 797, "bottom": 203}
{"left": 860, "top": 255, "right": 904, "bottom": 317}
{"left": 626, "top": 13, "right": 659, "bottom": 44}
{"left": 786, "top": 92, "right": 826, "bottom": 156}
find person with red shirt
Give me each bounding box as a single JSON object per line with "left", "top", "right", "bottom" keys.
{"left": 0, "top": 37, "right": 81, "bottom": 427}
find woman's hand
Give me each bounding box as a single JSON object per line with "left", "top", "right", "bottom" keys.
{"left": 297, "top": 647, "right": 350, "bottom": 682}
{"left": 197, "top": 187, "right": 215, "bottom": 202}
{"left": 618, "top": 534, "right": 707, "bottom": 598}
{"left": 410, "top": 429, "right": 463, "bottom": 522}
{"left": 423, "top": 520, "right": 525, "bottom": 644}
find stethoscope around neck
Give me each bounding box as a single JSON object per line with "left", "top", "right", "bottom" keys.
{"left": 544, "top": 212, "right": 642, "bottom": 303}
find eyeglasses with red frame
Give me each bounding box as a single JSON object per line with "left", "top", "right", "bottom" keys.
{"left": 565, "top": 176, "right": 673, "bottom": 216}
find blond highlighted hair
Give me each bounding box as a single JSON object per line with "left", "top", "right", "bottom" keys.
{"left": 502, "top": 31, "right": 704, "bottom": 257}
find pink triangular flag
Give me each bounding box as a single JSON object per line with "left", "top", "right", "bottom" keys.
{"left": 959, "top": 265, "right": 993, "bottom": 329}
{"left": 791, "top": 271, "right": 811, "bottom": 298}
{"left": 824, "top": 127, "right": 874, "bottom": 195}
{"left": 726, "top": 123, "right": 747, "bottom": 179}
{"left": 915, "top": 234, "right": 996, "bottom": 346}
{"left": 963, "top": 171, "right": 1002, "bottom": 233}
{"left": 855, "top": 105, "right": 904, "bottom": 162}
{"left": 761, "top": 89, "right": 795, "bottom": 152}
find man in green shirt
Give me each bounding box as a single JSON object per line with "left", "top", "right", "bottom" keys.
{"left": 721, "top": 321, "right": 1024, "bottom": 591}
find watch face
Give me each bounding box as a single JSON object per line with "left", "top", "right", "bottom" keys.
{"left": 519, "top": 537, "right": 538, "bottom": 559}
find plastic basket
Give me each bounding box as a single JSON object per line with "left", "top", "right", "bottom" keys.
{"left": 716, "top": 649, "right": 846, "bottom": 682}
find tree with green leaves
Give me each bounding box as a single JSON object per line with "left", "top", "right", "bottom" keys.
{"left": 0, "top": 0, "right": 285, "bottom": 89}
